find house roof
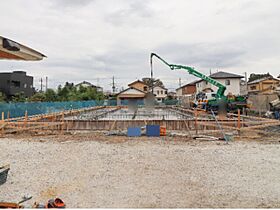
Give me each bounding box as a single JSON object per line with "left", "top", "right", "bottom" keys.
{"left": 116, "top": 87, "right": 146, "bottom": 96}
{"left": 128, "top": 80, "right": 146, "bottom": 86}
{"left": 189, "top": 71, "right": 244, "bottom": 85}
{"left": 153, "top": 85, "right": 168, "bottom": 90}
{"left": 209, "top": 71, "right": 244, "bottom": 79}
{"left": 176, "top": 80, "right": 198, "bottom": 91}
{"left": 247, "top": 77, "right": 280, "bottom": 85}
{"left": 0, "top": 36, "right": 46, "bottom": 61}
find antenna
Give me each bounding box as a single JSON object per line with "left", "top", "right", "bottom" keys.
{"left": 40, "top": 78, "right": 43, "bottom": 92}
{"left": 112, "top": 76, "right": 116, "bottom": 94}
{"left": 46, "top": 76, "right": 48, "bottom": 91}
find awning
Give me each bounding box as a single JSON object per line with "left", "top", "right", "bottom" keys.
{"left": 0, "top": 36, "right": 46, "bottom": 61}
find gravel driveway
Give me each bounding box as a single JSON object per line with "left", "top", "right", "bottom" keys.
{"left": 0, "top": 133, "right": 280, "bottom": 208}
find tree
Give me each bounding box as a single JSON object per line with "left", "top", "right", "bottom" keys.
{"left": 12, "top": 92, "right": 26, "bottom": 102}
{"left": 57, "top": 83, "right": 71, "bottom": 101}
{"left": 0, "top": 92, "right": 6, "bottom": 102}
{"left": 45, "top": 89, "right": 58, "bottom": 102}
{"left": 29, "top": 92, "right": 46, "bottom": 102}
{"left": 142, "top": 78, "right": 164, "bottom": 88}
{"left": 248, "top": 73, "right": 272, "bottom": 82}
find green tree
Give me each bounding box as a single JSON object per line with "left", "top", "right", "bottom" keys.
{"left": 57, "top": 83, "right": 71, "bottom": 101}
{"left": 142, "top": 78, "right": 164, "bottom": 88}
{"left": 29, "top": 92, "right": 46, "bottom": 102}
{"left": 248, "top": 73, "right": 272, "bottom": 82}
{"left": 45, "top": 89, "right": 58, "bottom": 102}
{"left": 0, "top": 92, "right": 6, "bottom": 102}
{"left": 12, "top": 92, "right": 26, "bottom": 102}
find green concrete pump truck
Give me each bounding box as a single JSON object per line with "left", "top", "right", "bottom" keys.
{"left": 150, "top": 53, "right": 248, "bottom": 112}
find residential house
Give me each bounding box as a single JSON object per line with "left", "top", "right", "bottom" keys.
{"left": 0, "top": 36, "right": 46, "bottom": 61}
{"left": 196, "top": 71, "right": 244, "bottom": 96}
{"left": 0, "top": 71, "right": 35, "bottom": 98}
{"left": 153, "top": 86, "right": 168, "bottom": 102}
{"left": 116, "top": 87, "right": 147, "bottom": 105}
{"left": 128, "top": 80, "right": 148, "bottom": 92}
{"left": 176, "top": 81, "right": 197, "bottom": 98}
{"left": 167, "top": 91, "right": 177, "bottom": 99}
{"left": 75, "top": 81, "right": 103, "bottom": 92}
{"left": 247, "top": 77, "right": 280, "bottom": 94}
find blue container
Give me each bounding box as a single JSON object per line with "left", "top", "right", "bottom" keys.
{"left": 146, "top": 125, "right": 160, "bottom": 137}
{"left": 127, "top": 127, "right": 141, "bottom": 137}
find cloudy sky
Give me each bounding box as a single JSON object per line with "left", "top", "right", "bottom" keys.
{"left": 1, "top": 0, "right": 280, "bottom": 92}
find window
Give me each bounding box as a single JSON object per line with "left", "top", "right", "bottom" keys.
{"left": 24, "top": 84, "right": 27, "bottom": 88}
{"left": 250, "top": 85, "right": 256, "bottom": 90}
{"left": 205, "top": 81, "right": 208, "bottom": 85}
{"left": 225, "top": 80, "right": 230, "bottom": 86}
{"left": 11, "top": 80, "right": 20, "bottom": 87}
{"left": 143, "top": 86, "right": 147, "bottom": 91}
{"left": 161, "top": 90, "right": 163, "bottom": 94}
{"left": 157, "top": 90, "right": 160, "bottom": 95}
{"left": 165, "top": 91, "right": 167, "bottom": 94}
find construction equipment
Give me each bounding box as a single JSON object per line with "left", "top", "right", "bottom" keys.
{"left": 269, "top": 91, "right": 280, "bottom": 119}
{"left": 150, "top": 53, "right": 247, "bottom": 111}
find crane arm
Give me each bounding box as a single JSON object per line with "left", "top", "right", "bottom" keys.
{"left": 150, "top": 53, "right": 226, "bottom": 98}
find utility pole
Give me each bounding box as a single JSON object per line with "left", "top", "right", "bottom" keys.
{"left": 150, "top": 55, "right": 154, "bottom": 94}
{"left": 245, "top": 72, "right": 248, "bottom": 94}
{"left": 112, "top": 76, "right": 116, "bottom": 94}
{"left": 40, "top": 78, "right": 43, "bottom": 92}
{"left": 46, "top": 76, "right": 48, "bottom": 92}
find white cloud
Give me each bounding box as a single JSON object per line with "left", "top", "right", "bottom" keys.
{"left": 0, "top": 0, "right": 279, "bottom": 91}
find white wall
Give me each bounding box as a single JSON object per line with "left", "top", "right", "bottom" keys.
{"left": 154, "top": 86, "right": 167, "bottom": 101}
{"left": 176, "top": 88, "right": 182, "bottom": 97}
{"left": 196, "top": 78, "right": 241, "bottom": 95}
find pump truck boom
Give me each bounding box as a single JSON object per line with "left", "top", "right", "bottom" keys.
{"left": 150, "top": 53, "right": 247, "bottom": 111}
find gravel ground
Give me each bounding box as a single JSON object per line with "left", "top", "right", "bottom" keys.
{"left": 0, "top": 133, "right": 280, "bottom": 208}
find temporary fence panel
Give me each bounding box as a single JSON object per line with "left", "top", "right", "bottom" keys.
{"left": 0, "top": 100, "right": 107, "bottom": 119}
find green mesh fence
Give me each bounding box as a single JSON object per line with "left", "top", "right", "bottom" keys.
{"left": 0, "top": 100, "right": 111, "bottom": 119}
{"left": 0, "top": 99, "right": 178, "bottom": 119}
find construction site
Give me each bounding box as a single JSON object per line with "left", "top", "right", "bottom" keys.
{"left": 1, "top": 5, "right": 280, "bottom": 207}
{"left": 1, "top": 101, "right": 280, "bottom": 208}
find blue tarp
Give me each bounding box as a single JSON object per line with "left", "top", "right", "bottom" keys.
{"left": 146, "top": 125, "right": 160, "bottom": 137}
{"left": 127, "top": 127, "right": 142, "bottom": 137}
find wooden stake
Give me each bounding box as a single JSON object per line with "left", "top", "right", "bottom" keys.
{"left": 1, "top": 112, "right": 4, "bottom": 135}
{"left": 7, "top": 111, "right": 10, "bottom": 122}
{"left": 24, "top": 111, "right": 28, "bottom": 128}
{"left": 61, "top": 112, "right": 65, "bottom": 134}
{"left": 195, "top": 109, "right": 198, "bottom": 135}
{"left": 237, "top": 109, "right": 241, "bottom": 129}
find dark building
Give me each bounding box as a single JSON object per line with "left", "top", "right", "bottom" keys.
{"left": 0, "top": 71, "right": 35, "bottom": 98}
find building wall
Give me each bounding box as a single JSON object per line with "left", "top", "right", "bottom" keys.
{"left": 153, "top": 86, "right": 167, "bottom": 102}
{"left": 196, "top": 78, "right": 241, "bottom": 95}
{"left": 176, "top": 88, "right": 183, "bottom": 97}
{"left": 182, "top": 85, "right": 196, "bottom": 95}
{"left": 117, "top": 88, "right": 145, "bottom": 101}
{"left": 128, "top": 82, "right": 148, "bottom": 92}
{"left": 248, "top": 79, "right": 280, "bottom": 94}
{"left": 0, "top": 71, "right": 34, "bottom": 98}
